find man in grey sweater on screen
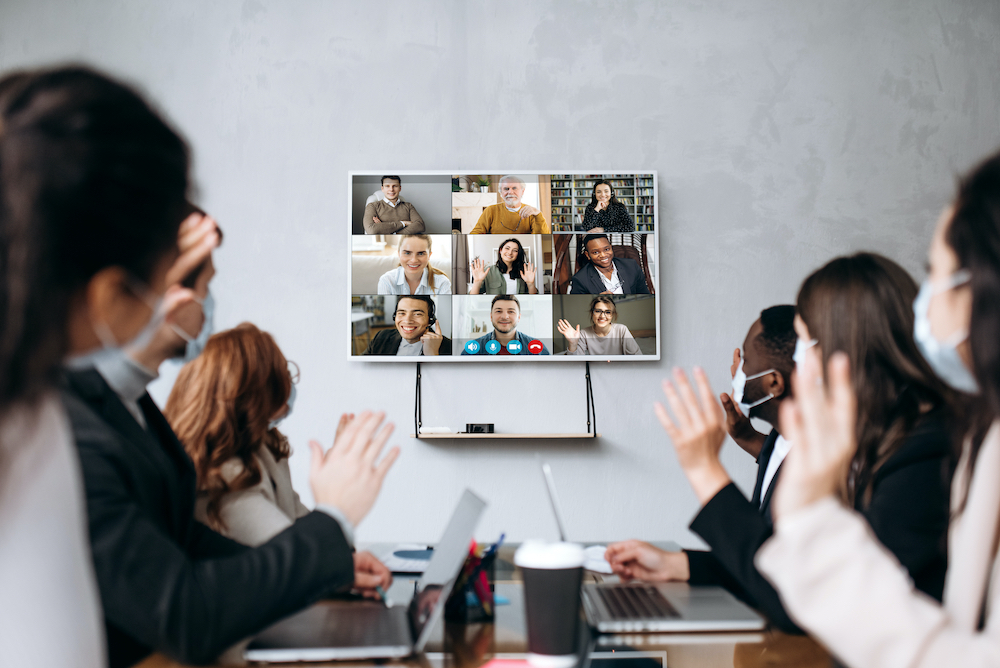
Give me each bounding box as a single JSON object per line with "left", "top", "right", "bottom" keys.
{"left": 362, "top": 175, "right": 426, "bottom": 234}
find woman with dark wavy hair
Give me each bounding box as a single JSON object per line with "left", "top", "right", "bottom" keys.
{"left": 469, "top": 237, "right": 538, "bottom": 294}
{"left": 581, "top": 180, "right": 634, "bottom": 232}
{"left": 166, "top": 323, "right": 334, "bottom": 546}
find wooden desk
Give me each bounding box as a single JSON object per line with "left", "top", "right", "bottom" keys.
{"left": 136, "top": 545, "right": 830, "bottom": 668}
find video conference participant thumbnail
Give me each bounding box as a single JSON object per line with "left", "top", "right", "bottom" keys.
{"left": 461, "top": 295, "right": 550, "bottom": 355}
{"left": 557, "top": 295, "right": 642, "bottom": 355}
{"left": 470, "top": 237, "right": 538, "bottom": 295}
{"left": 581, "top": 180, "right": 635, "bottom": 232}
{"left": 362, "top": 175, "right": 425, "bottom": 234}
{"left": 364, "top": 295, "right": 451, "bottom": 356}
{"left": 376, "top": 234, "right": 452, "bottom": 295}
{"left": 571, "top": 234, "right": 650, "bottom": 295}
{"left": 471, "top": 175, "right": 550, "bottom": 234}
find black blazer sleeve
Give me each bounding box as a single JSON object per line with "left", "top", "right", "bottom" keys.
{"left": 569, "top": 265, "right": 595, "bottom": 294}
{"left": 66, "top": 382, "right": 357, "bottom": 667}
{"left": 691, "top": 413, "right": 952, "bottom": 634}
{"left": 689, "top": 483, "right": 801, "bottom": 633}
{"left": 619, "top": 259, "right": 650, "bottom": 294}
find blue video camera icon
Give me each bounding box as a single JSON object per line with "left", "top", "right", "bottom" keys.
{"left": 506, "top": 340, "right": 522, "bottom": 355}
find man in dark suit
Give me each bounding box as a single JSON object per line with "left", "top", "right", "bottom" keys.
{"left": 605, "top": 306, "right": 797, "bottom": 624}
{"left": 67, "top": 218, "right": 398, "bottom": 668}
{"left": 363, "top": 295, "right": 452, "bottom": 355}
{"left": 569, "top": 234, "right": 651, "bottom": 294}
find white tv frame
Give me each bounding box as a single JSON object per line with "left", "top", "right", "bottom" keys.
{"left": 348, "top": 170, "right": 660, "bottom": 363}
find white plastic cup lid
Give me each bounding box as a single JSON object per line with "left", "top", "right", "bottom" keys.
{"left": 514, "top": 541, "right": 585, "bottom": 570}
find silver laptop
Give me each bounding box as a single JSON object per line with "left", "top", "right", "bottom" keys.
{"left": 244, "top": 489, "right": 486, "bottom": 662}
{"left": 540, "top": 463, "right": 764, "bottom": 633}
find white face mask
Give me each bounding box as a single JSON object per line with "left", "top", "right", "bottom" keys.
{"left": 732, "top": 358, "right": 776, "bottom": 415}
{"left": 792, "top": 337, "right": 819, "bottom": 367}
{"left": 169, "top": 290, "right": 215, "bottom": 362}
{"left": 66, "top": 276, "right": 163, "bottom": 369}
{"left": 913, "top": 269, "right": 978, "bottom": 394}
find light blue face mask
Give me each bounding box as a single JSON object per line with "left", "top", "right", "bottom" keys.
{"left": 168, "top": 291, "right": 215, "bottom": 362}
{"left": 913, "top": 270, "right": 978, "bottom": 394}
{"left": 66, "top": 276, "right": 163, "bottom": 370}
{"left": 269, "top": 383, "right": 297, "bottom": 431}
{"left": 792, "top": 337, "right": 818, "bottom": 368}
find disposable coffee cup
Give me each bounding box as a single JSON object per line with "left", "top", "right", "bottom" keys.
{"left": 514, "top": 541, "right": 585, "bottom": 668}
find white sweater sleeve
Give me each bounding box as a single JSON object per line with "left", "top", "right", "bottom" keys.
{"left": 756, "top": 497, "right": 1000, "bottom": 668}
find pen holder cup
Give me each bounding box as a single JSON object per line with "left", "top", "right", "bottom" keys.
{"left": 444, "top": 553, "right": 496, "bottom": 623}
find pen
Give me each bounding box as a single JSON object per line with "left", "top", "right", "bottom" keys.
{"left": 375, "top": 585, "right": 391, "bottom": 608}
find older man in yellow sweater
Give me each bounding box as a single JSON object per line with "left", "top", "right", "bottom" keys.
{"left": 470, "top": 175, "right": 550, "bottom": 234}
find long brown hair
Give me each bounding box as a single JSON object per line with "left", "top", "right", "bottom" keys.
{"left": 797, "top": 252, "right": 953, "bottom": 507}
{"left": 164, "top": 322, "right": 293, "bottom": 530}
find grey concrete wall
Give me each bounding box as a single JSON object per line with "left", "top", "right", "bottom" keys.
{"left": 3, "top": 0, "right": 998, "bottom": 545}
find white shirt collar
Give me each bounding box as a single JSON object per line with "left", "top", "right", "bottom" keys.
{"left": 394, "top": 266, "right": 429, "bottom": 289}
{"left": 596, "top": 262, "right": 623, "bottom": 294}
{"left": 385, "top": 197, "right": 400, "bottom": 208}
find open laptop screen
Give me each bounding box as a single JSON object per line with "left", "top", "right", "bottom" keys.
{"left": 408, "top": 489, "right": 486, "bottom": 650}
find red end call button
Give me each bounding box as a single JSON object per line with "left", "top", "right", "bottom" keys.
{"left": 527, "top": 340, "right": 544, "bottom": 354}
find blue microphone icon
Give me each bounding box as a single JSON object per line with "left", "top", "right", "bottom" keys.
{"left": 485, "top": 340, "right": 501, "bottom": 355}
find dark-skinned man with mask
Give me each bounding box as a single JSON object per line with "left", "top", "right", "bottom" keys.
{"left": 604, "top": 305, "right": 801, "bottom": 629}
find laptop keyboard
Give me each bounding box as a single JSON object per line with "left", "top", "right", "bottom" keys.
{"left": 595, "top": 585, "right": 680, "bottom": 620}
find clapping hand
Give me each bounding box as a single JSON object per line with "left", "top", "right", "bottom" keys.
{"left": 421, "top": 322, "right": 444, "bottom": 356}
{"left": 655, "top": 368, "right": 732, "bottom": 505}
{"left": 309, "top": 411, "right": 400, "bottom": 527}
{"left": 521, "top": 261, "right": 536, "bottom": 284}
{"left": 773, "top": 349, "right": 856, "bottom": 520}
{"left": 519, "top": 204, "right": 541, "bottom": 220}
{"left": 557, "top": 318, "right": 581, "bottom": 352}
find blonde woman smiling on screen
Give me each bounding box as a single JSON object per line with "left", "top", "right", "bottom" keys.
{"left": 557, "top": 296, "right": 641, "bottom": 355}
{"left": 377, "top": 234, "right": 451, "bottom": 295}
{"left": 469, "top": 237, "right": 538, "bottom": 294}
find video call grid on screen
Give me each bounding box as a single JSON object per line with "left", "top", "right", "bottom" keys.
{"left": 348, "top": 170, "right": 660, "bottom": 362}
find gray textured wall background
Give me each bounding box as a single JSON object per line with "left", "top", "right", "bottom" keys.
{"left": 3, "top": 0, "right": 998, "bottom": 545}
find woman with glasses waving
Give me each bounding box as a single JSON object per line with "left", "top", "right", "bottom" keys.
{"left": 557, "top": 296, "right": 642, "bottom": 355}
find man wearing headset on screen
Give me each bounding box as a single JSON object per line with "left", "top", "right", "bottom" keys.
{"left": 462, "top": 295, "right": 550, "bottom": 355}
{"left": 363, "top": 295, "right": 451, "bottom": 356}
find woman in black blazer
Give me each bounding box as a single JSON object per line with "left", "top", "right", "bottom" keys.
{"left": 581, "top": 180, "right": 634, "bottom": 232}
{"left": 606, "top": 253, "right": 955, "bottom": 634}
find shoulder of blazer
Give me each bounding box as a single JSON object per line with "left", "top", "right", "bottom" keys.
{"left": 574, "top": 263, "right": 601, "bottom": 291}
{"left": 370, "top": 328, "right": 402, "bottom": 353}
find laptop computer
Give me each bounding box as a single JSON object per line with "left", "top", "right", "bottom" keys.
{"left": 244, "top": 489, "right": 486, "bottom": 662}
{"left": 540, "top": 463, "right": 764, "bottom": 633}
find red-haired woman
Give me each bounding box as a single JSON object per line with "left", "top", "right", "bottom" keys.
{"left": 165, "top": 322, "right": 349, "bottom": 546}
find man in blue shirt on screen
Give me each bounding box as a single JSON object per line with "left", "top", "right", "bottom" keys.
{"left": 462, "top": 295, "right": 550, "bottom": 356}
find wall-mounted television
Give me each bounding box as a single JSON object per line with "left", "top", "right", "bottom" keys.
{"left": 349, "top": 171, "right": 659, "bottom": 362}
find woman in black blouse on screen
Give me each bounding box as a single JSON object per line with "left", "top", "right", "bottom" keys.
{"left": 582, "top": 180, "right": 634, "bottom": 232}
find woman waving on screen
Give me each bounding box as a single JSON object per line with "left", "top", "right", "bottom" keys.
{"left": 469, "top": 237, "right": 538, "bottom": 295}
{"left": 557, "top": 296, "right": 641, "bottom": 355}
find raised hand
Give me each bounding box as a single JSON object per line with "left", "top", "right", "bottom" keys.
{"left": 557, "top": 318, "right": 581, "bottom": 352}
{"left": 470, "top": 257, "right": 489, "bottom": 284}
{"left": 605, "top": 541, "right": 690, "bottom": 582}
{"left": 309, "top": 411, "right": 400, "bottom": 527}
{"left": 655, "top": 368, "right": 732, "bottom": 504}
{"left": 773, "top": 349, "right": 857, "bottom": 520}
{"left": 334, "top": 413, "right": 354, "bottom": 443}
{"left": 166, "top": 213, "right": 219, "bottom": 288}
{"left": 421, "top": 321, "right": 444, "bottom": 356}
{"left": 519, "top": 204, "right": 541, "bottom": 219}
{"left": 521, "top": 261, "right": 536, "bottom": 284}
{"left": 353, "top": 551, "right": 393, "bottom": 600}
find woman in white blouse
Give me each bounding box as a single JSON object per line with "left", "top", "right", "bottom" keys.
{"left": 557, "top": 296, "right": 642, "bottom": 356}
{"left": 377, "top": 234, "right": 452, "bottom": 295}
{"left": 755, "top": 151, "right": 1000, "bottom": 667}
